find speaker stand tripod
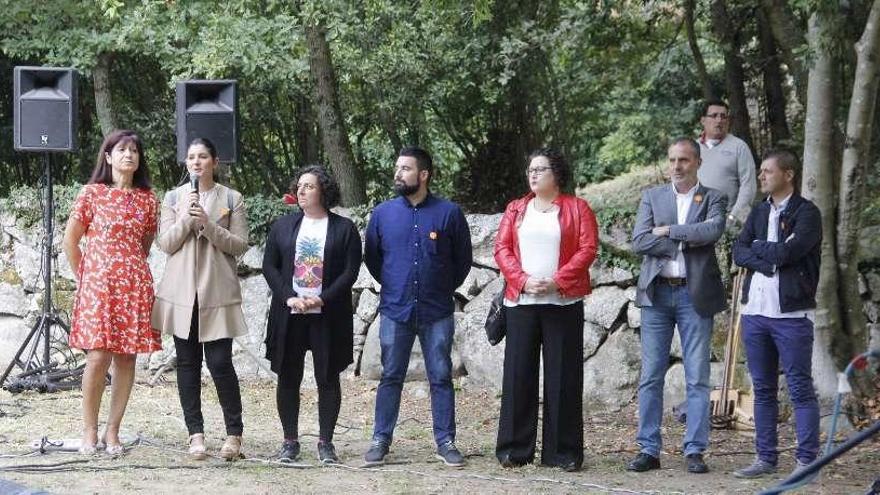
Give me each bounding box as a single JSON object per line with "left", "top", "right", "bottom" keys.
{"left": 0, "top": 153, "right": 84, "bottom": 393}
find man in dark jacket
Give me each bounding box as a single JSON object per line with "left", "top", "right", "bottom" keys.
{"left": 732, "top": 149, "right": 822, "bottom": 479}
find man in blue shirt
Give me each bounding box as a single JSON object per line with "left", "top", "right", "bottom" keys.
{"left": 363, "top": 146, "right": 473, "bottom": 467}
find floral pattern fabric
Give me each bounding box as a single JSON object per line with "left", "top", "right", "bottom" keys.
{"left": 68, "top": 184, "right": 161, "bottom": 354}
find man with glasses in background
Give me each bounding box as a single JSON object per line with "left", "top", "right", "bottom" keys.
{"left": 697, "top": 99, "right": 757, "bottom": 230}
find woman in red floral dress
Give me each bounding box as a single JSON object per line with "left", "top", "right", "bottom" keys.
{"left": 62, "top": 129, "right": 160, "bottom": 455}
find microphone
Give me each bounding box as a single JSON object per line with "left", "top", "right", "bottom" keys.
{"left": 189, "top": 172, "right": 200, "bottom": 208}
{"left": 189, "top": 172, "right": 200, "bottom": 192}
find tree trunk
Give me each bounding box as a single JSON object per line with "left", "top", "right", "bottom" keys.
{"left": 837, "top": 0, "right": 880, "bottom": 384}
{"left": 802, "top": 11, "right": 842, "bottom": 399}
{"left": 454, "top": 0, "right": 544, "bottom": 212}
{"left": 684, "top": 0, "right": 714, "bottom": 101}
{"left": 710, "top": 0, "right": 757, "bottom": 158}
{"left": 758, "top": 6, "right": 792, "bottom": 145}
{"left": 376, "top": 99, "right": 403, "bottom": 154}
{"left": 294, "top": 94, "right": 320, "bottom": 166}
{"left": 761, "top": 0, "right": 808, "bottom": 105}
{"left": 304, "top": 20, "right": 367, "bottom": 206}
{"left": 93, "top": 52, "right": 118, "bottom": 137}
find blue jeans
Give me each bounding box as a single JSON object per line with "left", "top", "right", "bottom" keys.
{"left": 372, "top": 314, "right": 456, "bottom": 446}
{"left": 637, "top": 284, "right": 712, "bottom": 457}
{"left": 741, "top": 314, "right": 819, "bottom": 465}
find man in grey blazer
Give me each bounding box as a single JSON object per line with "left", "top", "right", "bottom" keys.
{"left": 626, "top": 138, "right": 727, "bottom": 475}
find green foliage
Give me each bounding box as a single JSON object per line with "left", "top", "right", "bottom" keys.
{"left": 595, "top": 206, "right": 637, "bottom": 236}
{"left": 244, "top": 194, "right": 290, "bottom": 246}
{"left": 597, "top": 241, "right": 640, "bottom": 273}
{"left": 863, "top": 189, "right": 880, "bottom": 227}
{"left": 0, "top": 184, "right": 82, "bottom": 229}
{"left": 0, "top": 0, "right": 790, "bottom": 213}
{"left": 862, "top": 157, "right": 880, "bottom": 227}
{"left": 344, "top": 204, "right": 372, "bottom": 232}
{"left": 593, "top": 206, "right": 639, "bottom": 272}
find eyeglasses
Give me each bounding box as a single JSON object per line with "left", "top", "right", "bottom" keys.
{"left": 526, "top": 166, "right": 552, "bottom": 176}
{"left": 296, "top": 183, "right": 317, "bottom": 191}
{"left": 705, "top": 112, "right": 729, "bottom": 120}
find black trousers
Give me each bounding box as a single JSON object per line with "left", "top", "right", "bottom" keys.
{"left": 276, "top": 314, "right": 341, "bottom": 443}
{"left": 496, "top": 302, "right": 584, "bottom": 467}
{"left": 174, "top": 303, "right": 243, "bottom": 436}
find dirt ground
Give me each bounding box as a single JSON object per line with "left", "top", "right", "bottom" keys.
{"left": 0, "top": 374, "right": 877, "bottom": 495}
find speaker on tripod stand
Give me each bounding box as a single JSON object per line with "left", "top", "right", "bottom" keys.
{"left": 0, "top": 66, "right": 84, "bottom": 393}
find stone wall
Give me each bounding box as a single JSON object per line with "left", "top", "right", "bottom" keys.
{"left": 2, "top": 204, "right": 878, "bottom": 411}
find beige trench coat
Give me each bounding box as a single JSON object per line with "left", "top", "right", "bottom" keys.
{"left": 151, "top": 183, "right": 249, "bottom": 342}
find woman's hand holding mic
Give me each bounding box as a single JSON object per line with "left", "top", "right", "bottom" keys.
{"left": 187, "top": 191, "right": 208, "bottom": 228}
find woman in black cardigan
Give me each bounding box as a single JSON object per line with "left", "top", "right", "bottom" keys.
{"left": 262, "top": 165, "right": 361, "bottom": 464}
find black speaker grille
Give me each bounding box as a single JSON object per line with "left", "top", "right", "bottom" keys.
{"left": 186, "top": 114, "right": 235, "bottom": 162}
{"left": 19, "top": 100, "right": 71, "bottom": 149}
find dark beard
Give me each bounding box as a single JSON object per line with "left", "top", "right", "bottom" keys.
{"left": 394, "top": 181, "right": 420, "bottom": 197}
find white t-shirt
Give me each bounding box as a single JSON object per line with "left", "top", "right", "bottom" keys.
{"left": 505, "top": 200, "right": 580, "bottom": 307}
{"left": 292, "top": 216, "right": 328, "bottom": 314}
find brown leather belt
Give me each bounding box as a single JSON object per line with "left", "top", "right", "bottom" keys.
{"left": 658, "top": 277, "right": 687, "bottom": 286}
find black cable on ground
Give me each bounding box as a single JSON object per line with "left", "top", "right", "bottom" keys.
{"left": 759, "top": 419, "right": 880, "bottom": 495}
{"left": 758, "top": 349, "right": 880, "bottom": 494}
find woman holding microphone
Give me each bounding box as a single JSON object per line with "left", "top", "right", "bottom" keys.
{"left": 152, "top": 137, "right": 249, "bottom": 460}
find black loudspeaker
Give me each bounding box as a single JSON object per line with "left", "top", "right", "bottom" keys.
{"left": 176, "top": 80, "right": 238, "bottom": 164}
{"left": 13, "top": 67, "right": 78, "bottom": 152}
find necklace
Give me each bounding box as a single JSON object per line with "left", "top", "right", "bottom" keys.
{"left": 533, "top": 198, "right": 556, "bottom": 213}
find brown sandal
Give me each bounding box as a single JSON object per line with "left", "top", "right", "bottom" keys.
{"left": 219, "top": 435, "right": 242, "bottom": 460}
{"left": 188, "top": 433, "right": 207, "bottom": 460}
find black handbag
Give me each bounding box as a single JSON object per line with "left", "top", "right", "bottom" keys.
{"left": 484, "top": 282, "right": 507, "bottom": 346}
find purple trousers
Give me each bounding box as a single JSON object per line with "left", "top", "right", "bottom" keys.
{"left": 741, "top": 314, "right": 820, "bottom": 465}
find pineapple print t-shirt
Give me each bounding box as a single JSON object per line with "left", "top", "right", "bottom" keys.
{"left": 292, "top": 215, "right": 328, "bottom": 314}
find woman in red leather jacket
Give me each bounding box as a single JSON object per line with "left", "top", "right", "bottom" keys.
{"left": 493, "top": 147, "right": 599, "bottom": 472}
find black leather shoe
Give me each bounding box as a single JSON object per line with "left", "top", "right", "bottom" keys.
{"left": 559, "top": 459, "right": 581, "bottom": 472}
{"left": 626, "top": 453, "right": 661, "bottom": 472}
{"left": 686, "top": 453, "right": 709, "bottom": 473}
{"left": 498, "top": 454, "right": 528, "bottom": 468}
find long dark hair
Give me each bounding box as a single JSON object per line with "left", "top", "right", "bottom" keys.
{"left": 188, "top": 137, "right": 218, "bottom": 159}
{"left": 88, "top": 129, "right": 152, "bottom": 189}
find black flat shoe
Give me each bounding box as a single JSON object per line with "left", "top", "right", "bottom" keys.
{"left": 277, "top": 440, "right": 300, "bottom": 463}
{"left": 626, "top": 453, "right": 661, "bottom": 472}
{"left": 498, "top": 454, "right": 528, "bottom": 468}
{"left": 686, "top": 453, "right": 709, "bottom": 474}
